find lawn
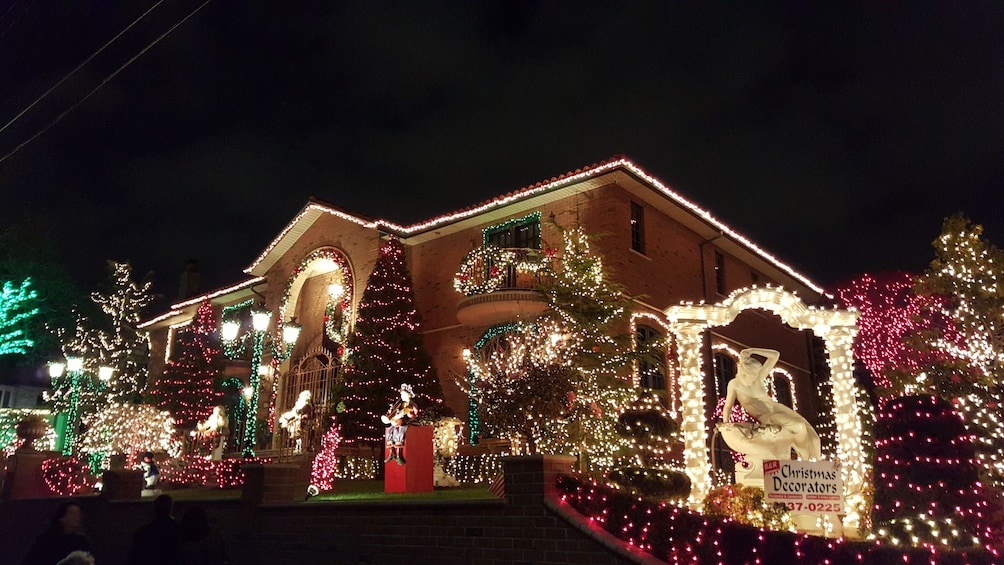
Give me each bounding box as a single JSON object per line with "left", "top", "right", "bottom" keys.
{"left": 308, "top": 480, "right": 496, "bottom": 502}
{"left": 159, "top": 481, "right": 495, "bottom": 503}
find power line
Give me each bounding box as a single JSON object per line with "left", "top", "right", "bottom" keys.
{"left": 0, "top": 0, "right": 165, "bottom": 139}
{"left": 0, "top": 0, "right": 33, "bottom": 39}
{"left": 0, "top": 0, "right": 212, "bottom": 167}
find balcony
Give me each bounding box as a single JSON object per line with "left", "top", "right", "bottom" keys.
{"left": 454, "top": 247, "right": 551, "bottom": 327}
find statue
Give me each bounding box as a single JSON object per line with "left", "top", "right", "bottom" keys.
{"left": 195, "top": 405, "right": 229, "bottom": 461}
{"left": 721, "top": 348, "right": 821, "bottom": 461}
{"left": 139, "top": 451, "right": 160, "bottom": 489}
{"left": 279, "top": 390, "right": 313, "bottom": 454}
{"left": 381, "top": 383, "right": 419, "bottom": 465}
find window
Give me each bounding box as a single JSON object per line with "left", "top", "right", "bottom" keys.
{"left": 636, "top": 325, "right": 665, "bottom": 390}
{"left": 713, "top": 352, "right": 736, "bottom": 401}
{"left": 714, "top": 251, "right": 726, "bottom": 295}
{"left": 485, "top": 214, "right": 541, "bottom": 249}
{"left": 0, "top": 387, "right": 12, "bottom": 408}
{"left": 630, "top": 202, "right": 645, "bottom": 254}
{"left": 772, "top": 375, "right": 793, "bottom": 408}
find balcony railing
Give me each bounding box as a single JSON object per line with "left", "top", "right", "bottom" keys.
{"left": 454, "top": 247, "right": 551, "bottom": 297}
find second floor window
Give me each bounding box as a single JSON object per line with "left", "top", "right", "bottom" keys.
{"left": 715, "top": 251, "right": 726, "bottom": 295}
{"left": 630, "top": 202, "right": 645, "bottom": 254}
{"left": 485, "top": 215, "right": 541, "bottom": 249}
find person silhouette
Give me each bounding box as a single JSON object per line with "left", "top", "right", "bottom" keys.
{"left": 22, "top": 502, "right": 91, "bottom": 565}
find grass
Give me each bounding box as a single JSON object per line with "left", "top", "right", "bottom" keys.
{"left": 308, "top": 480, "right": 496, "bottom": 502}
{"left": 158, "top": 480, "right": 495, "bottom": 503}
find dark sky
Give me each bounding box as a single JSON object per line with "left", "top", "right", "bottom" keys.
{"left": 2, "top": 1, "right": 1002, "bottom": 305}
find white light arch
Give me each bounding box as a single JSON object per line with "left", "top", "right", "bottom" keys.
{"left": 665, "top": 285, "right": 864, "bottom": 531}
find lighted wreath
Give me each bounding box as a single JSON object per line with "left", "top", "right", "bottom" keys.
{"left": 454, "top": 246, "right": 517, "bottom": 295}
{"left": 281, "top": 248, "right": 353, "bottom": 352}
{"left": 41, "top": 456, "right": 89, "bottom": 496}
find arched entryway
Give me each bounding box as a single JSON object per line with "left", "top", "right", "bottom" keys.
{"left": 665, "top": 286, "right": 862, "bottom": 530}
{"left": 272, "top": 247, "right": 355, "bottom": 447}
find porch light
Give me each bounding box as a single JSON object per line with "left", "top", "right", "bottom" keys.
{"left": 221, "top": 319, "right": 241, "bottom": 342}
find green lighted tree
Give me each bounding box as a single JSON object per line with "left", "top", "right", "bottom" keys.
{"left": 0, "top": 218, "right": 85, "bottom": 368}
{"left": 0, "top": 278, "right": 39, "bottom": 357}
{"left": 339, "top": 238, "right": 445, "bottom": 449}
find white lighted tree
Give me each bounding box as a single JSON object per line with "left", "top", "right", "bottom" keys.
{"left": 465, "top": 227, "right": 649, "bottom": 468}
{"left": 77, "top": 402, "right": 180, "bottom": 468}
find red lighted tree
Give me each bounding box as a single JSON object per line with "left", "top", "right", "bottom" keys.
{"left": 835, "top": 271, "right": 963, "bottom": 392}
{"left": 872, "top": 395, "right": 999, "bottom": 551}
{"left": 339, "top": 238, "right": 445, "bottom": 448}
{"left": 310, "top": 417, "right": 342, "bottom": 494}
{"left": 150, "top": 299, "right": 223, "bottom": 432}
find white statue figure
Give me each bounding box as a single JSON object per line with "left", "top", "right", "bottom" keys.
{"left": 279, "top": 390, "right": 313, "bottom": 453}
{"left": 721, "top": 347, "right": 821, "bottom": 461}
{"left": 196, "top": 405, "right": 229, "bottom": 461}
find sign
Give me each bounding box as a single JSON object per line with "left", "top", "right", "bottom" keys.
{"left": 763, "top": 459, "right": 843, "bottom": 514}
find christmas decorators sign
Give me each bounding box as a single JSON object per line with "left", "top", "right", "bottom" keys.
{"left": 763, "top": 459, "right": 844, "bottom": 514}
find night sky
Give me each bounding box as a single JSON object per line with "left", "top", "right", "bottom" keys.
{"left": 2, "top": 2, "right": 1002, "bottom": 306}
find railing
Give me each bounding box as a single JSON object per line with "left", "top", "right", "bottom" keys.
{"left": 454, "top": 247, "right": 551, "bottom": 297}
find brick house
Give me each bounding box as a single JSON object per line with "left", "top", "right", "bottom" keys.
{"left": 140, "top": 156, "right": 846, "bottom": 484}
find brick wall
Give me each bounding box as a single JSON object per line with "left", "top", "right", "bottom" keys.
{"left": 1, "top": 456, "right": 655, "bottom": 565}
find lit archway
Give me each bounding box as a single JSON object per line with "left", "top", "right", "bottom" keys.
{"left": 665, "top": 286, "right": 863, "bottom": 530}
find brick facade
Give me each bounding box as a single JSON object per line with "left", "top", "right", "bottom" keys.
{"left": 140, "top": 158, "right": 829, "bottom": 456}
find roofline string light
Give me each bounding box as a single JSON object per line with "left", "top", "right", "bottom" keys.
{"left": 244, "top": 159, "right": 824, "bottom": 296}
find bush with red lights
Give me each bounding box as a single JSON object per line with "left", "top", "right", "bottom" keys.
{"left": 555, "top": 473, "right": 996, "bottom": 564}
{"left": 158, "top": 455, "right": 271, "bottom": 489}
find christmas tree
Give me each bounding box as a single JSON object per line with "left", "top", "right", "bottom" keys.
{"left": 872, "top": 395, "right": 997, "bottom": 551}
{"left": 339, "top": 237, "right": 445, "bottom": 447}
{"left": 150, "top": 299, "right": 223, "bottom": 432}
{"left": 910, "top": 215, "right": 1004, "bottom": 488}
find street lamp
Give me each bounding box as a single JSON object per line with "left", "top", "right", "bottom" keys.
{"left": 48, "top": 356, "right": 114, "bottom": 455}
{"left": 221, "top": 304, "right": 301, "bottom": 457}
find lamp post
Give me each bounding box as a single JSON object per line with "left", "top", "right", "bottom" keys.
{"left": 48, "top": 357, "right": 115, "bottom": 455}
{"left": 221, "top": 304, "right": 300, "bottom": 457}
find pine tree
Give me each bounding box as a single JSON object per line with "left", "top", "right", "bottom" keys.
{"left": 872, "top": 395, "right": 997, "bottom": 551}
{"left": 339, "top": 238, "right": 445, "bottom": 447}
{"left": 150, "top": 299, "right": 223, "bottom": 432}
{"left": 908, "top": 215, "right": 1004, "bottom": 489}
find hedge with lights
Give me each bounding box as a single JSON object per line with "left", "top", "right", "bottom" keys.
{"left": 41, "top": 456, "right": 91, "bottom": 496}
{"left": 872, "top": 395, "right": 1003, "bottom": 553}
{"left": 556, "top": 473, "right": 996, "bottom": 564}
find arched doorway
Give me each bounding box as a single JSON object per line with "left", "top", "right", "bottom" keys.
{"left": 273, "top": 246, "right": 354, "bottom": 446}
{"left": 665, "top": 286, "right": 862, "bottom": 530}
